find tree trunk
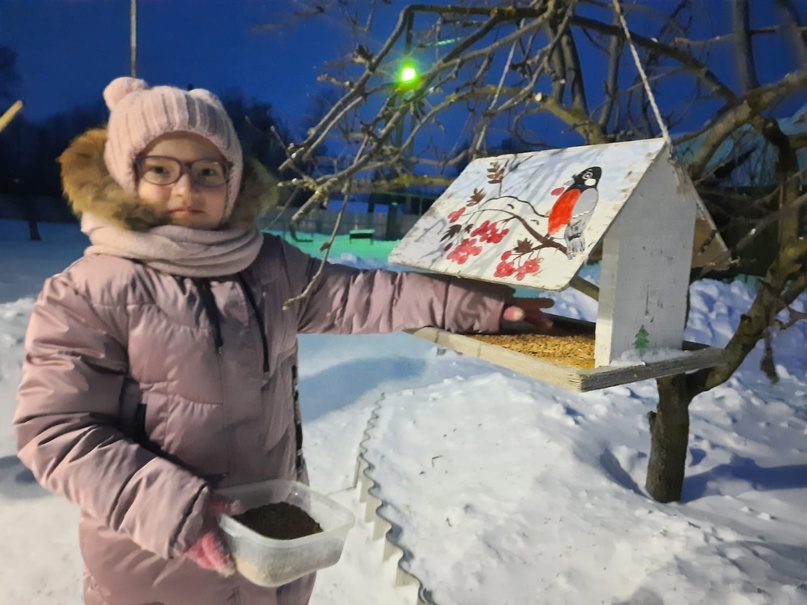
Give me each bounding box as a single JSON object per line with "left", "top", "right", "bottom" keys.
{"left": 13, "top": 194, "right": 42, "bottom": 241}
{"left": 645, "top": 374, "right": 694, "bottom": 502}
{"left": 27, "top": 218, "right": 41, "bottom": 241}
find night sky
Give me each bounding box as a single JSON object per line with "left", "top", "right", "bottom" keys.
{"left": 3, "top": 1, "right": 807, "bottom": 138}
{"left": 1, "top": 1, "right": 360, "bottom": 133}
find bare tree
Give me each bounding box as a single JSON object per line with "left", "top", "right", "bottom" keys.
{"left": 268, "top": 0, "right": 807, "bottom": 502}
{"left": 0, "top": 45, "right": 21, "bottom": 104}
{"left": 0, "top": 45, "right": 40, "bottom": 240}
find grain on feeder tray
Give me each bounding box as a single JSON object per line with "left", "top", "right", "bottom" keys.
{"left": 471, "top": 332, "right": 596, "bottom": 369}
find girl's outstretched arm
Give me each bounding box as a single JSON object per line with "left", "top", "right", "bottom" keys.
{"left": 276, "top": 238, "right": 513, "bottom": 336}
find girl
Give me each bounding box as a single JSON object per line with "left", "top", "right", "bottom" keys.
{"left": 14, "top": 77, "right": 552, "bottom": 605}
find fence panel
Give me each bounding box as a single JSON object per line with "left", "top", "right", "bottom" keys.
{"left": 258, "top": 208, "right": 419, "bottom": 240}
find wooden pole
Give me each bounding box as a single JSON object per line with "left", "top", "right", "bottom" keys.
{"left": 130, "top": 0, "right": 137, "bottom": 77}
{"left": 0, "top": 100, "right": 23, "bottom": 134}
{"left": 569, "top": 275, "right": 600, "bottom": 301}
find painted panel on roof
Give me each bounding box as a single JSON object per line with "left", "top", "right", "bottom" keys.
{"left": 389, "top": 139, "right": 674, "bottom": 290}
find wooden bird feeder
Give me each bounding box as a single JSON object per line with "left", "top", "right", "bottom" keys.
{"left": 389, "top": 139, "right": 728, "bottom": 392}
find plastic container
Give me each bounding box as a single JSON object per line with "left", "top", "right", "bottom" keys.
{"left": 217, "top": 479, "right": 355, "bottom": 587}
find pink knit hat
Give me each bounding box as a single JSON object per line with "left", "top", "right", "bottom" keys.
{"left": 103, "top": 77, "right": 243, "bottom": 223}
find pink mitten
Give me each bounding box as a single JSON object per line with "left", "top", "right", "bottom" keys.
{"left": 502, "top": 297, "right": 555, "bottom": 330}
{"left": 184, "top": 494, "right": 240, "bottom": 576}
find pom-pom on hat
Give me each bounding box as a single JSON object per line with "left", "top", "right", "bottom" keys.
{"left": 103, "top": 77, "right": 243, "bottom": 224}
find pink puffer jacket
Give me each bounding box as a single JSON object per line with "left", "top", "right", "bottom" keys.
{"left": 14, "top": 130, "right": 510, "bottom": 605}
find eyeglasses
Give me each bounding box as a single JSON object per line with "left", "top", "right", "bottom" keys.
{"left": 135, "top": 156, "right": 230, "bottom": 188}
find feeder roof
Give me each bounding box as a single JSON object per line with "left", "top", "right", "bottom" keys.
{"left": 390, "top": 139, "right": 726, "bottom": 291}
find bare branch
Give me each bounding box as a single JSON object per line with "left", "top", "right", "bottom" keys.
{"left": 690, "top": 119, "right": 807, "bottom": 394}
{"left": 732, "top": 0, "right": 760, "bottom": 91}
{"left": 0, "top": 99, "right": 23, "bottom": 134}
{"left": 570, "top": 13, "right": 736, "bottom": 102}
{"left": 597, "top": 10, "right": 624, "bottom": 130}
{"left": 774, "top": 0, "right": 807, "bottom": 64}
{"left": 687, "top": 65, "right": 807, "bottom": 179}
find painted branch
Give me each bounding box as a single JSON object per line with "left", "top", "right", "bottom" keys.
{"left": 480, "top": 207, "right": 567, "bottom": 254}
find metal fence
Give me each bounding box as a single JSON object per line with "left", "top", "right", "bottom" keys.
{"left": 257, "top": 207, "right": 421, "bottom": 240}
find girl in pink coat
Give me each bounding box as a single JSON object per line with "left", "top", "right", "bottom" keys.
{"left": 14, "top": 77, "right": 551, "bottom": 605}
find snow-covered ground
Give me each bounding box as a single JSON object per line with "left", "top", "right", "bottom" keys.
{"left": 1, "top": 220, "right": 805, "bottom": 605}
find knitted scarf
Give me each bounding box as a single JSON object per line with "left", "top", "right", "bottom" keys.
{"left": 81, "top": 213, "right": 263, "bottom": 278}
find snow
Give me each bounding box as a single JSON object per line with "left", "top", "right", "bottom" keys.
{"left": 1, "top": 219, "right": 806, "bottom": 605}
{"left": 611, "top": 346, "right": 695, "bottom": 365}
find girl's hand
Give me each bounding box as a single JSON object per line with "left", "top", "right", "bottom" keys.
{"left": 501, "top": 297, "right": 555, "bottom": 331}
{"left": 184, "top": 493, "right": 240, "bottom": 576}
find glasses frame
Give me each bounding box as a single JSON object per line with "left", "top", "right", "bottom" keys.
{"left": 135, "top": 155, "right": 232, "bottom": 188}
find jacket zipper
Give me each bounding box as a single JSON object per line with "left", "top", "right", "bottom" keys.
{"left": 237, "top": 273, "right": 270, "bottom": 379}
{"left": 192, "top": 278, "right": 224, "bottom": 355}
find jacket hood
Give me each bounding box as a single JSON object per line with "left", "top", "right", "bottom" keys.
{"left": 58, "top": 127, "right": 278, "bottom": 231}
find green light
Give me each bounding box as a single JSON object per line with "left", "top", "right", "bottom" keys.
{"left": 398, "top": 61, "right": 419, "bottom": 87}
{"left": 401, "top": 66, "right": 417, "bottom": 82}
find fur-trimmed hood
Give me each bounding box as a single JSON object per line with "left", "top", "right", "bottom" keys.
{"left": 59, "top": 127, "right": 278, "bottom": 231}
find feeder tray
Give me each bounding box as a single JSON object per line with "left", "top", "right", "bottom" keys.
{"left": 391, "top": 139, "right": 727, "bottom": 391}
{"left": 407, "top": 316, "right": 723, "bottom": 392}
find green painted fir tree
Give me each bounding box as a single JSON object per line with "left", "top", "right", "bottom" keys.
{"left": 634, "top": 325, "right": 650, "bottom": 351}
